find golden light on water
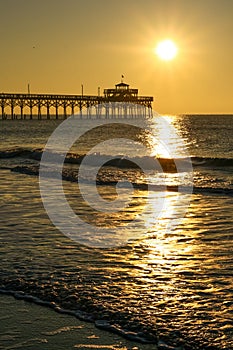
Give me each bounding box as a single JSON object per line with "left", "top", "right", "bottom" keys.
{"left": 143, "top": 192, "right": 187, "bottom": 235}
{"left": 148, "top": 116, "right": 185, "bottom": 159}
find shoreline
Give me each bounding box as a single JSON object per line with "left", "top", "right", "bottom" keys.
{"left": 0, "top": 293, "right": 158, "bottom": 350}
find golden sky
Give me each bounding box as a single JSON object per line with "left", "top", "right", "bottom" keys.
{"left": 0, "top": 0, "right": 233, "bottom": 114}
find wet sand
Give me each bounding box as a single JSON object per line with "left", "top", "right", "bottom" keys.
{"left": 0, "top": 294, "right": 157, "bottom": 350}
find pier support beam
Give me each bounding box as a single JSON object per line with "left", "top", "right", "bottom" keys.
{"left": 29, "top": 103, "right": 33, "bottom": 119}
{"left": 63, "top": 105, "right": 67, "bottom": 119}
{"left": 79, "top": 101, "right": 82, "bottom": 118}
{"left": 71, "top": 103, "right": 75, "bottom": 116}
{"left": 56, "top": 106, "right": 58, "bottom": 119}
{"left": 47, "top": 104, "right": 50, "bottom": 119}
{"left": 20, "top": 106, "right": 24, "bottom": 119}
{"left": 1, "top": 105, "right": 5, "bottom": 118}
{"left": 11, "top": 110, "right": 15, "bottom": 119}
{"left": 38, "top": 105, "right": 41, "bottom": 119}
{"left": 10, "top": 101, "right": 15, "bottom": 119}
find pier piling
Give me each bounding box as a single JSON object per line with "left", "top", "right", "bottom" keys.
{"left": 0, "top": 82, "right": 153, "bottom": 120}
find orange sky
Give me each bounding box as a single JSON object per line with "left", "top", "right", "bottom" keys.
{"left": 0, "top": 0, "right": 233, "bottom": 114}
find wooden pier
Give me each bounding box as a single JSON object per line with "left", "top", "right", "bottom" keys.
{"left": 0, "top": 82, "right": 153, "bottom": 120}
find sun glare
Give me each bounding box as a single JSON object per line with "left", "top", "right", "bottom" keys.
{"left": 155, "top": 39, "right": 178, "bottom": 61}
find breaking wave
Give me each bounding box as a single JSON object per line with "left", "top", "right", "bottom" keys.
{"left": 1, "top": 147, "right": 233, "bottom": 168}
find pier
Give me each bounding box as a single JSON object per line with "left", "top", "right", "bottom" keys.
{"left": 0, "top": 82, "right": 153, "bottom": 120}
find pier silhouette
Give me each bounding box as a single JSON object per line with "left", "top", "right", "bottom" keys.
{"left": 0, "top": 82, "right": 153, "bottom": 120}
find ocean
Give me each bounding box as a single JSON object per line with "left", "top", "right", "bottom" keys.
{"left": 0, "top": 112, "right": 233, "bottom": 349}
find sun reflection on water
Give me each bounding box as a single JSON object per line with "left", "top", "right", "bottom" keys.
{"left": 147, "top": 115, "right": 189, "bottom": 159}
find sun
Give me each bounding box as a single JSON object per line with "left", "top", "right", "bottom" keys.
{"left": 155, "top": 39, "right": 178, "bottom": 61}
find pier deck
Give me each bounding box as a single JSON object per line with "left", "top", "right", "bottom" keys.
{"left": 0, "top": 83, "right": 153, "bottom": 119}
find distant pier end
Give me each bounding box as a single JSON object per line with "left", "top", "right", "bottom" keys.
{"left": 0, "top": 82, "right": 153, "bottom": 119}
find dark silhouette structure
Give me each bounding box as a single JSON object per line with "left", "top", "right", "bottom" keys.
{"left": 0, "top": 82, "right": 153, "bottom": 119}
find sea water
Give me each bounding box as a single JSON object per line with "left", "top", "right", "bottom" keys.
{"left": 0, "top": 114, "right": 232, "bottom": 349}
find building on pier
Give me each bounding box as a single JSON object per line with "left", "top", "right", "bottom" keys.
{"left": 100, "top": 81, "right": 153, "bottom": 118}
{"left": 0, "top": 82, "right": 153, "bottom": 119}
{"left": 104, "top": 82, "right": 138, "bottom": 100}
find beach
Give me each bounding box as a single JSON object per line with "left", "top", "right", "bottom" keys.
{"left": 0, "top": 115, "right": 233, "bottom": 350}
{"left": 0, "top": 294, "right": 156, "bottom": 350}
{"left": 1, "top": 0, "right": 233, "bottom": 348}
